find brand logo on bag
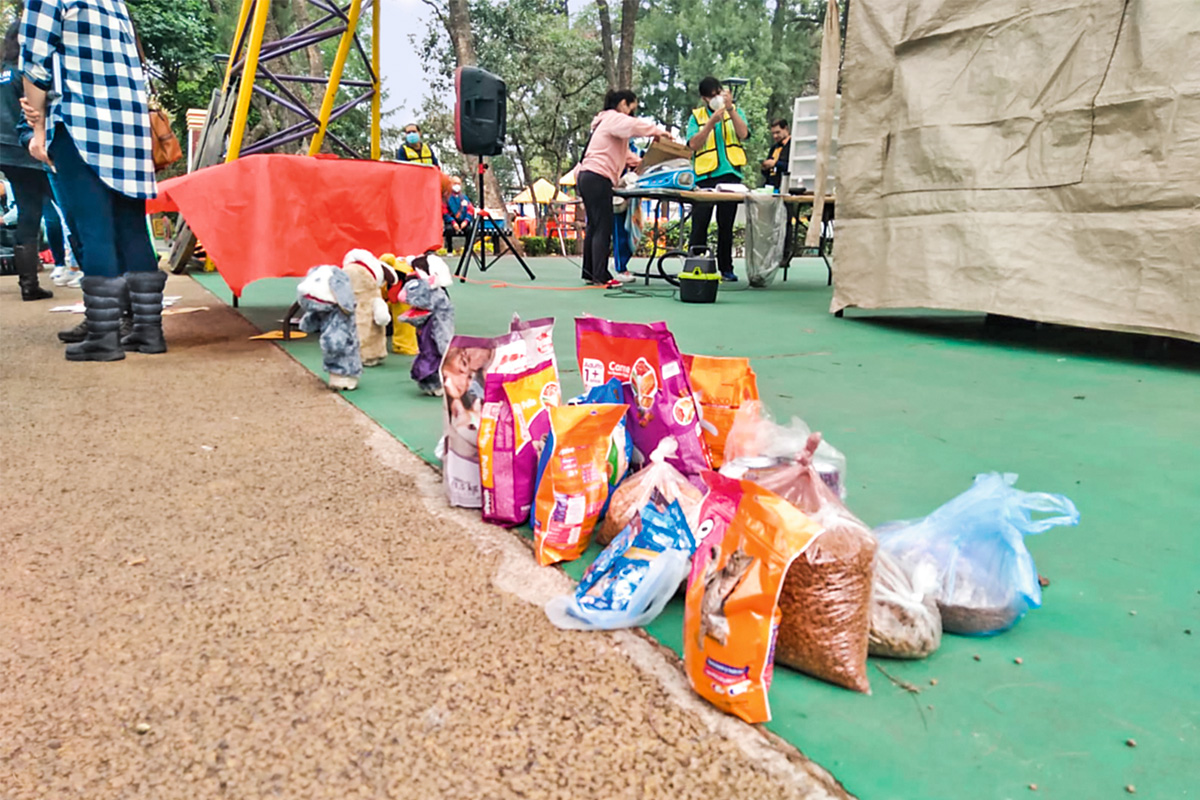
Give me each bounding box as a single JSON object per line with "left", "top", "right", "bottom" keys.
{"left": 704, "top": 658, "right": 750, "bottom": 685}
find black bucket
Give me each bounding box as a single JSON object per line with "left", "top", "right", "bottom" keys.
{"left": 678, "top": 267, "right": 720, "bottom": 303}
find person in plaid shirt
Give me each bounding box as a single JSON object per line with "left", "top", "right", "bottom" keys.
{"left": 20, "top": 0, "right": 167, "bottom": 362}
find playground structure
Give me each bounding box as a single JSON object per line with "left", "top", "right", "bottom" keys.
{"left": 167, "top": 0, "right": 384, "bottom": 273}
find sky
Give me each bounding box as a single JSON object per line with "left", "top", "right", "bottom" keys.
{"left": 378, "top": 0, "right": 441, "bottom": 129}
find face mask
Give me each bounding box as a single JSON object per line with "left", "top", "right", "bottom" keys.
{"left": 707, "top": 95, "right": 725, "bottom": 112}
{"left": 405, "top": 132, "right": 421, "bottom": 145}
{"left": 451, "top": 185, "right": 462, "bottom": 194}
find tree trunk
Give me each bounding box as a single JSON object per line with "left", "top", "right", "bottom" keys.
{"left": 291, "top": 0, "right": 326, "bottom": 88}
{"left": 769, "top": 0, "right": 789, "bottom": 119}
{"left": 510, "top": 131, "right": 542, "bottom": 237}
{"left": 444, "top": 0, "right": 504, "bottom": 212}
{"left": 596, "top": 1, "right": 618, "bottom": 90}
{"left": 615, "top": 0, "right": 637, "bottom": 89}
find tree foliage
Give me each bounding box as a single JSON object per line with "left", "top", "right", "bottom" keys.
{"left": 420, "top": 0, "right": 607, "bottom": 203}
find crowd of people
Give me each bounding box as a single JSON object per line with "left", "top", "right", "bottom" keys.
{"left": 3, "top": 0, "right": 167, "bottom": 363}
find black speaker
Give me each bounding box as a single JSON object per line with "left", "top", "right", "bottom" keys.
{"left": 455, "top": 66, "right": 507, "bottom": 156}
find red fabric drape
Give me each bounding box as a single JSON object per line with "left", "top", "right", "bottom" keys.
{"left": 148, "top": 155, "right": 444, "bottom": 296}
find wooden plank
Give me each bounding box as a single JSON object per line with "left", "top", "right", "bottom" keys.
{"left": 167, "top": 88, "right": 237, "bottom": 274}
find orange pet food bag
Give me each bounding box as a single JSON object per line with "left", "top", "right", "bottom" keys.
{"left": 683, "top": 355, "right": 759, "bottom": 468}
{"left": 684, "top": 472, "right": 824, "bottom": 724}
{"left": 533, "top": 403, "right": 629, "bottom": 566}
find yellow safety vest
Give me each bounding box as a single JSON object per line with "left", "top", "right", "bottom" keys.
{"left": 691, "top": 107, "right": 747, "bottom": 176}
{"left": 401, "top": 143, "right": 435, "bottom": 165}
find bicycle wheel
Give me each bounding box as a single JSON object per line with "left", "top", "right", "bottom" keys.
{"left": 656, "top": 249, "right": 688, "bottom": 286}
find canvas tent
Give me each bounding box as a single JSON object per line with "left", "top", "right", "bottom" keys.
{"left": 833, "top": 0, "right": 1200, "bottom": 341}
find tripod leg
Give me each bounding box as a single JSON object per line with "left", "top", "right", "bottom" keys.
{"left": 496, "top": 228, "right": 537, "bottom": 280}
{"left": 457, "top": 217, "right": 482, "bottom": 280}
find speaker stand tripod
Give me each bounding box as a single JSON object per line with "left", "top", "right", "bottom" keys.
{"left": 455, "top": 159, "right": 536, "bottom": 282}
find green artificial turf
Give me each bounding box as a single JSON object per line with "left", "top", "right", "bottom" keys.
{"left": 193, "top": 256, "right": 1200, "bottom": 800}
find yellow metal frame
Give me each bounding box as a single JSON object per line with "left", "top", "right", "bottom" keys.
{"left": 223, "top": 0, "right": 384, "bottom": 162}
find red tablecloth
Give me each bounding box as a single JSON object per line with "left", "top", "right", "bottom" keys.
{"left": 148, "top": 155, "right": 444, "bottom": 296}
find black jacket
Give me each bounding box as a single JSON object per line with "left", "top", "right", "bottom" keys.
{"left": 1, "top": 60, "right": 41, "bottom": 171}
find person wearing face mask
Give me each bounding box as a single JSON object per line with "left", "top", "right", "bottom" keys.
{"left": 442, "top": 177, "right": 474, "bottom": 252}
{"left": 686, "top": 76, "right": 749, "bottom": 281}
{"left": 397, "top": 123, "right": 438, "bottom": 166}
{"left": 576, "top": 88, "right": 670, "bottom": 285}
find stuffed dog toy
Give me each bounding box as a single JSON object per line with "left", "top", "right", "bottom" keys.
{"left": 342, "top": 249, "right": 394, "bottom": 367}
{"left": 389, "top": 253, "right": 454, "bottom": 396}
{"left": 297, "top": 265, "right": 363, "bottom": 391}
{"left": 381, "top": 253, "right": 419, "bottom": 355}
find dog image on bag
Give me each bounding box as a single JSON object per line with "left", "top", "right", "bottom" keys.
{"left": 389, "top": 253, "right": 455, "bottom": 396}
{"left": 341, "top": 249, "right": 395, "bottom": 367}
{"left": 297, "top": 265, "right": 362, "bottom": 391}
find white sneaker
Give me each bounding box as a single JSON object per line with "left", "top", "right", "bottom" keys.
{"left": 50, "top": 266, "right": 69, "bottom": 285}
{"left": 65, "top": 269, "right": 83, "bottom": 288}
{"left": 614, "top": 271, "right": 636, "bottom": 284}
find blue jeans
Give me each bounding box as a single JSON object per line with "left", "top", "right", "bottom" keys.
{"left": 45, "top": 171, "right": 82, "bottom": 266}
{"left": 48, "top": 125, "right": 155, "bottom": 278}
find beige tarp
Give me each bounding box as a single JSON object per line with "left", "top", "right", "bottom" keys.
{"left": 833, "top": 0, "right": 1200, "bottom": 341}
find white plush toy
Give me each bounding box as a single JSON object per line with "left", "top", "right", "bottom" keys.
{"left": 407, "top": 252, "right": 453, "bottom": 289}
{"left": 342, "top": 249, "right": 394, "bottom": 367}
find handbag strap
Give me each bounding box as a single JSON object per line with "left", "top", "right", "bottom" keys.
{"left": 128, "top": 20, "right": 158, "bottom": 98}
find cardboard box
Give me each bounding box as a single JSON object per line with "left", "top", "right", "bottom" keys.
{"left": 638, "top": 140, "right": 692, "bottom": 173}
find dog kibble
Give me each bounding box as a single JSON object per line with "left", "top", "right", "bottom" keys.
{"left": 1125, "top": 739, "right": 1137, "bottom": 748}
{"left": 1014, "top": 657, "right": 1023, "bottom": 665}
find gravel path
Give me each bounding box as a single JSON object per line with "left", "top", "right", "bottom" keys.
{"left": 0, "top": 275, "right": 849, "bottom": 799}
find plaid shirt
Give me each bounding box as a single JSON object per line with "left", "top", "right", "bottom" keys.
{"left": 20, "top": 0, "right": 156, "bottom": 199}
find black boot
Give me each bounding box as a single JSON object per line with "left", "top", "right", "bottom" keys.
{"left": 63, "top": 310, "right": 132, "bottom": 344}
{"left": 58, "top": 318, "right": 88, "bottom": 343}
{"left": 65, "top": 276, "right": 126, "bottom": 362}
{"left": 121, "top": 270, "right": 168, "bottom": 354}
{"left": 16, "top": 245, "right": 53, "bottom": 301}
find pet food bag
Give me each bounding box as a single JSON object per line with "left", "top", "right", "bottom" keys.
{"left": 735, "top": 440, "right": 876, "bottom": 693}
{"left": 596, "top": 439, "right": 704, "bottom": 548}
{"left": 545, "top": 497, "right": 696, "bottom": 631}
{"left": 532, "top": 404, "right": 629, "bottom": 566}
{"left": 684, "top": 473, "right": 824, "bottom": 724}
{"left": 575, "top": 318, "right": 710, "bottom": 481}
{"left": 724, "top": 401, "right": 848, "bottom": 498}
{"left": 439, "top": 316, "right": 556, "bottom": 508}
{"left": 875, "top": 473, "right": 1080, "bottom": 635}
{"left": 682, "top": 354, "right": 759, "bottom": 468}
{"left": 479, "top": 360, "right": 561, "bottom": 526}
{"left": 569, "top": 378, "right": 634, "bottom": 514}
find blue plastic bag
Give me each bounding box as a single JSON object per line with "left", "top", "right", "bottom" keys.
{"left": 875, "top": 473, "right": 1080, "bottom": 636}
{"left": 545, "top": 497, "right": 697, "bottom": 631}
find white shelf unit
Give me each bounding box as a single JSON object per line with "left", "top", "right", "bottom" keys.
{"left": 789, "top": 94, "right": 840, "bottom": 194}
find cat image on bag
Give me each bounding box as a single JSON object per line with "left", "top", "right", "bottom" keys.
{"left": 697, "top": 545, "right": 755, "bottom": 649}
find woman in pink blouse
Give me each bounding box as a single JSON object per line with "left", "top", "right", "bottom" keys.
{"left": 576, "top": 90, "right": 670, "bottom": 285}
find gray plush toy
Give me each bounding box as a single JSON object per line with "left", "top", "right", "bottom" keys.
{"left": 297, "top": 265, "right": 363, "bottom": 391}
{"left": 396, "top": 254, "right": 455, "bottom": 396}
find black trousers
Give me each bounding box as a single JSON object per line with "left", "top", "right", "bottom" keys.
{"left": 577, "top": 169, "right": 614, "bottom": 283}
{"left": 688, "top": 175, "right": 739, "bottom": 274}
{"left": 6, "top": 165, "right": 52, "bottom": 251}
